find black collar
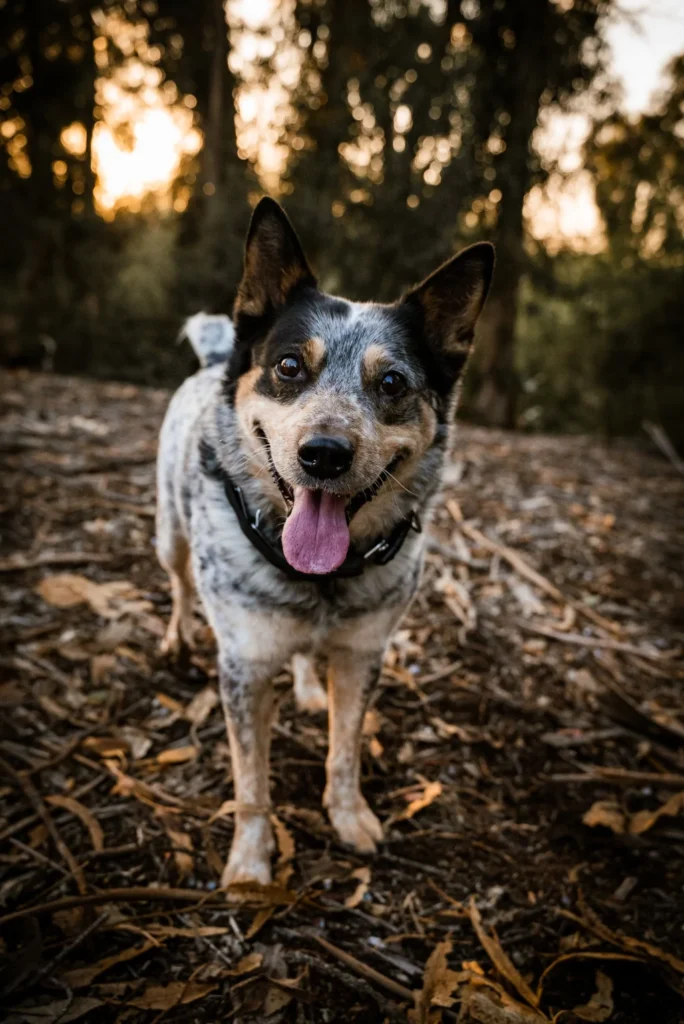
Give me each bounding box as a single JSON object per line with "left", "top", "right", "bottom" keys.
{"left": 199, "top": 439, "right": 421, "bottom": 583}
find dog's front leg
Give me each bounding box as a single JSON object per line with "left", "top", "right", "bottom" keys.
{"left": 218, "top": 653, "right": 276, "bottom": 887}
{"left": 323, "top": 647, "right": 384, "bottom": 853}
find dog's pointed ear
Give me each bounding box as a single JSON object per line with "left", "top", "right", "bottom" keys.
{"left": 403, "top": 242, "right": 495, "bottom": 358}
{"left": 235, "top": 197, "right": 316, "bottom": 319}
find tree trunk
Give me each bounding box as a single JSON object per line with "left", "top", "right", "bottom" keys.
{"left": 468, "top": 1, "right": 551, "bottom": 428}
{"left": 203, "top": 0, "right": 231, "bottom": 194}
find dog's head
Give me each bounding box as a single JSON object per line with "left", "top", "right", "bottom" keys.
{"left": 226, "top": 197, "right": 494, "bottom": 575}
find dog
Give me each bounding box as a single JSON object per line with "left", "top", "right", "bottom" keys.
{"left": 156, "top": 197, "right": 494, "bottom": 885}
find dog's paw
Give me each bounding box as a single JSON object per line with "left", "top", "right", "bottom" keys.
{"left": 221, "top": 852, "right": 272, "bottom": 888}
{"left": 292, "top": 654, "right": 327, "bottom": 713}
{"left": 221, "top": 817, "right": 274, "bottom": 888}
{"left": 327, "top": 799, "right": 383, "bottom": 854}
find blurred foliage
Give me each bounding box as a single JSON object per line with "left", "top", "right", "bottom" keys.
{"left": 518, "top": 54, "right": 684, "bottom": 442}
{"left": 0, "top": 0, "right": 682, "bottom": 442}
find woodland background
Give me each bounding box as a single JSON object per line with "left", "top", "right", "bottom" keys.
{"left": 2, "top": 4, "right": 684, "bottom": 1021}
{"left": 1, "top": 0, "right": 683, "bottom": 441}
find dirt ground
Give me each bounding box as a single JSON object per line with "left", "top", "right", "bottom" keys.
{"left": 1, "top": 370, "right": 683, "bottom": 1024}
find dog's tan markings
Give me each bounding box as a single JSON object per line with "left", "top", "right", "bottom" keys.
{"left": 221, "top": 678, "right": 276, "bottom": 886}
{"left": 292, "top": 653, "right": 327, "bottom": 713}
{"left": 234, "top": 366, "right": 261, "bottom": 407}
{"left": 421, "top": 281, "right": 485, "bottom": 352}
{"left": 302, "top": 336, "right": 326, "bottom": 373}
{"left": 362, "top": 343, "right": 393, "bottom": 382}
{"left": 406, "top": 243, "right": 493, "bottom": 354}
{"left": 323, "top": 611, "right": 398, "bottom": 851}
{"left": 345, "top": 396, "right": 438, "bottom": 542}
{"left": 213, "top": 607, "right": 310, "bottom": 886}
{"left": 158, "top": 535, "right": 195, "bottom": 657}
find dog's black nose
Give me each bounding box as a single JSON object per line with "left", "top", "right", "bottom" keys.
{"left": 298, "top": 436, "right": 354, "bottom": 479}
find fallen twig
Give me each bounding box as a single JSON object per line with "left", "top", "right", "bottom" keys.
{"left": 517, "top": 621, "right": 672, "bottom": 661}
{"left": 6, "top": 912, "right": 109, "bottom": 996}
{"left": 547, "top": 767, "right": 684, "bottom": 787}
{"left": 285, "top": 951, "right": 407, "bottom": 1021}
{"left": 459, "top": 521, "right": 621, "bottom": 635}
{"left": 562, "top": 891, "right": 684, "bottom": 976}
{"left": 0, "top": 772, "right": 106, "bottom": 844}
{"left": 26, "top": 696, "right": 148, "bottom": 776}
{"left": 0, "top": 886, "right": 228, "bottom": 927}
{"left": 0, "top": 549, "right": 148, "bottom": 573}
{"left": 312, "top": 934, "right": 414, "bottom": 1002}
{"left": 0, "top": 755, "right": 86, "bottom": 893}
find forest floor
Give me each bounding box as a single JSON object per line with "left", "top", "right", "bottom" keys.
{"left": 1, "top": 370, "right": 683, "bottom": 1024}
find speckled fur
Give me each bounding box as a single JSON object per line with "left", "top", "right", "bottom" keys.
{"left": 156, "top": 198, "right": 493, "bottom": 885}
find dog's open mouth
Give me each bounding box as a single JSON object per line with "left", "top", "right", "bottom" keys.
{"left": 255, "top": 426, "right": 402, "bottom": 575}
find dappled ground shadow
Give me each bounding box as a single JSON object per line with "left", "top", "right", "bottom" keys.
{"left": 1, "top": 371, "right": 683, "bottom": 1023}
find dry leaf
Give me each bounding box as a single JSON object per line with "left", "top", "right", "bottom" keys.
{"left": 582, "top": 800, "right": 625, "bottom": 834}
{"left": 572, "top": 970, "right": 614, "bottom": 1022}
{"left": 46, "top": 794, "right": 104, "bottom": 852}
{"left": 230, "top": 951, "right": 264, "bottom": 975}
{"left": 5, "top": 996, "right": 103, "bottom": 1024}
{"left": 629, "top": 790, "right": 684, "bottom": 835}
{"left": 38, "top": 694, "right": 69, "bottom": 719}
{"left": 224, "top": 881, "right": 296, "bottom": 907}
{"left": 185, "top": 685, "right": 218, "bottom": 726}
{"left": 53, "top": 906, "right": 87, "bottom": 935}
{"left": 210, "top": 799, "right": 238, "bottom": 822}
{"left": 147, "top": 924, "right": 228, "bottom": 939}
{"left": 410, "top": 940, "right": 464, "bottom": 1024}
{"left": 344, "top": 866, "right": 371, "bottom": 909}
{"left": 431, "top": 717, "right": 471, "bottom": 742}
{"left": 574, "top": 891, "right": 684, "bottom": 975}
{"left": 462, "top": 961, "right": 485, "bottom": 975}
{"left": 466, "top": 898, "right": 542, "bottom": 1012}
{"left": 263, "top": 985, "right": 293, "bottom": 1015}
{"left": 36, "top": 573, "right": 94, "bottom": 608}
{"left": 127, "top": 980, "right": 217, "bottom": 1010}
{"left": 245, "top": 906, "right": 275, "bottom": 939}
{"left": 35, "top": 574, "right": 148, "bottom": 619}
{"left": 363, "top": 708, "right": 382, "bottom": 735}
{"left": 162, "top": 818, "right": 194, "bottom": 878}
{"left": 90, "top": 653, "right": 116, "bottom": 684}
{"left": 105, "top": 761, "right": 185, "bottom": 813}
{"left": 157, "top": 745, "right": 199, "bottom": 765}
{"left": 537, "top": 951, "right": 640, "bottom": 1003}
{"left": 155, "top": 692, "right": 185, "bottom": 715}
{"left": 82, "top": 735, "right": 130, "bottom": 759}
{"left": 271, "top": 814, "right": 295, "bottom": 864}
{"left": 64, "top": 940, "right": 156, "bottom": 988}
{"left": 458, "top": 988, "right": 543, "bottom": 1024}
{"left": 396, "top": 779, "right": 443, "bottom": 821}
{"left": 118, "top": 726, "right": 152, "bottom": 760}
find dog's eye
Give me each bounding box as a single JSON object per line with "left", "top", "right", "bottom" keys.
{"left": 276, "top": 355, "right": 303, "bottom": 380}
{"left": 379, "top": 371, "right": 406, "bottom": 397}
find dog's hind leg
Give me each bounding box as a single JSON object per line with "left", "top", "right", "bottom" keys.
{"left": 323, "top": 646, "right": 384, "bottom": 854}
{"left": 158, "top": 533, "right": 196, "bottom": 657}
{"left": 292, "top": 653, "right": 327, "bottom": 713}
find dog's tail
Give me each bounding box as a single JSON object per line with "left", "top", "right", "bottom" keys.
{"left": 181, "top": 312, "right": 235, "bottom": 368}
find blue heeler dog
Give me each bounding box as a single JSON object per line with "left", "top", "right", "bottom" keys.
{"left": 156, "top": 197, "right": 494, "bottom": 885}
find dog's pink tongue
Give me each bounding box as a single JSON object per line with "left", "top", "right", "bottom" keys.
{"left": 282, "top": 488, "right": 350, "bottom": 574}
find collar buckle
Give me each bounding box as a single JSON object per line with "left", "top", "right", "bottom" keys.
{"left": 363, "top": 538, "right": 390, "bottom": 560}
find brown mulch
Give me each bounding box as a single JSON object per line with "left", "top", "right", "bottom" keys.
{"left": 1, "top": 369, "right": 683, "bottom": 1024}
